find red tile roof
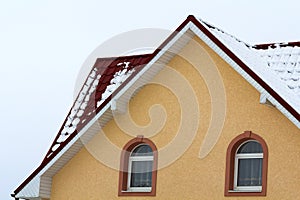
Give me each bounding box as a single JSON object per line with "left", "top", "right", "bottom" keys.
{"left": 13, "top": 54, "right": 152, "bottom": 196}
{"left": 43, "top": 54, "right": 153, "bottom": 164}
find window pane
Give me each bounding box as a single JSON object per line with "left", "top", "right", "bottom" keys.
{"left": 237, "top": 141, "right": 262, "bottom": 153}
{"left": 131, "top": 144, "right": 153, "bottom": 156}
{"left": 130, "top": 161, "right": 153, "bottom": 187}
{"left": 238, "top": 158, "right": 262, "bottom": 186}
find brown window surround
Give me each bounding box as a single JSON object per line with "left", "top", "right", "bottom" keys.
{"left": 224, "top": 131, "right": 268, "bottom": 197}
{"left": 118, "top": 135, "right": 158, "bottom": 196}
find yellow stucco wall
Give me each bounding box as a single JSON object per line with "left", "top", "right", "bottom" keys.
{"left": 50, "top": 36, "right": 300, "bottom": 200}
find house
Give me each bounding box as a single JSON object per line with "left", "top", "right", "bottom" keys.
{"left": 12, "top": 15, "right": 300, "bottom": 199}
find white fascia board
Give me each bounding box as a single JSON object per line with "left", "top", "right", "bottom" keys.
{"left": 40, "top": 103, "right": 111, "bottom": 175}
{"left": 189, "top": 23, "right": 300, "bottom": 128}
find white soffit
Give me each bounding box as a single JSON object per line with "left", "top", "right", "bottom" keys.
{"left": 15, "top": 176, "right": 39, "bottom": 199}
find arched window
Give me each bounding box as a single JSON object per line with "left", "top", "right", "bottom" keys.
{"left": 225, "top": 131, "right": 268, "bottom": 196}
{"left": 118, "top": 136, "right": 157, "bottom": 196}
{"left": 234, "top": 141, "right": 263, "bottom": 191}
{"left": 128, "top": 144, "right": 153, "bottom": 190}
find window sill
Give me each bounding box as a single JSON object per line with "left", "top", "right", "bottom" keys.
{"left": 122, "top": 189, "right": 152, "bottom": 193}
{"left": 225, "top": 190, "right": 266, "bottom": 197}
{"left": 229, "top": 190, "right": 262, "bottom": 193}
{"left": 119, "top": 189, "right": 155, "bottom": 196}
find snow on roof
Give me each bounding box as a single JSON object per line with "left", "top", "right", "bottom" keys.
{"left": 42, "top": 54, "right": 152, "bottom": 163}
{"left": 200, "top": 19, "right": 300, "bottom": 114}
{"left": 254, "top": 43, "right": 300, "bottom": 98}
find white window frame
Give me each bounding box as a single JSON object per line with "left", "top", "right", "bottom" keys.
{"left": 127, "top": 145, "right": 153, "bottom": 192}
{"left": 233, "top": 141, "right": 263, "bottom": 192}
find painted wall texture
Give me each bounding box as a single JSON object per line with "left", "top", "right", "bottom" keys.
{"left": 50, "top": 36, "right": 300, "bottom": 199}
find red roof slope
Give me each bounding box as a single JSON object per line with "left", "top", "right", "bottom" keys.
{"left": 13, "top": 54, "right": 152, "bottom": 195}
{"left": 43, "top": 54, "right": 153, "bottom": 163}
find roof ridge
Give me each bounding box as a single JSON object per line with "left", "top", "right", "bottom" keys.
{"left": 254, "top": 41, "right": 300, "bottom": 49}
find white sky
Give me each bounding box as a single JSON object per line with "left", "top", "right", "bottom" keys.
{"left": 1, "top": 1, "right": 299, "bottom": 199}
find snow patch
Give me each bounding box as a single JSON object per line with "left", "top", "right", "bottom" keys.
{"left": 51, "top": 61, "right": 136, "bottom": 146}
{"left": 96, "top": 62, "right": 135, "bottom": 108}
